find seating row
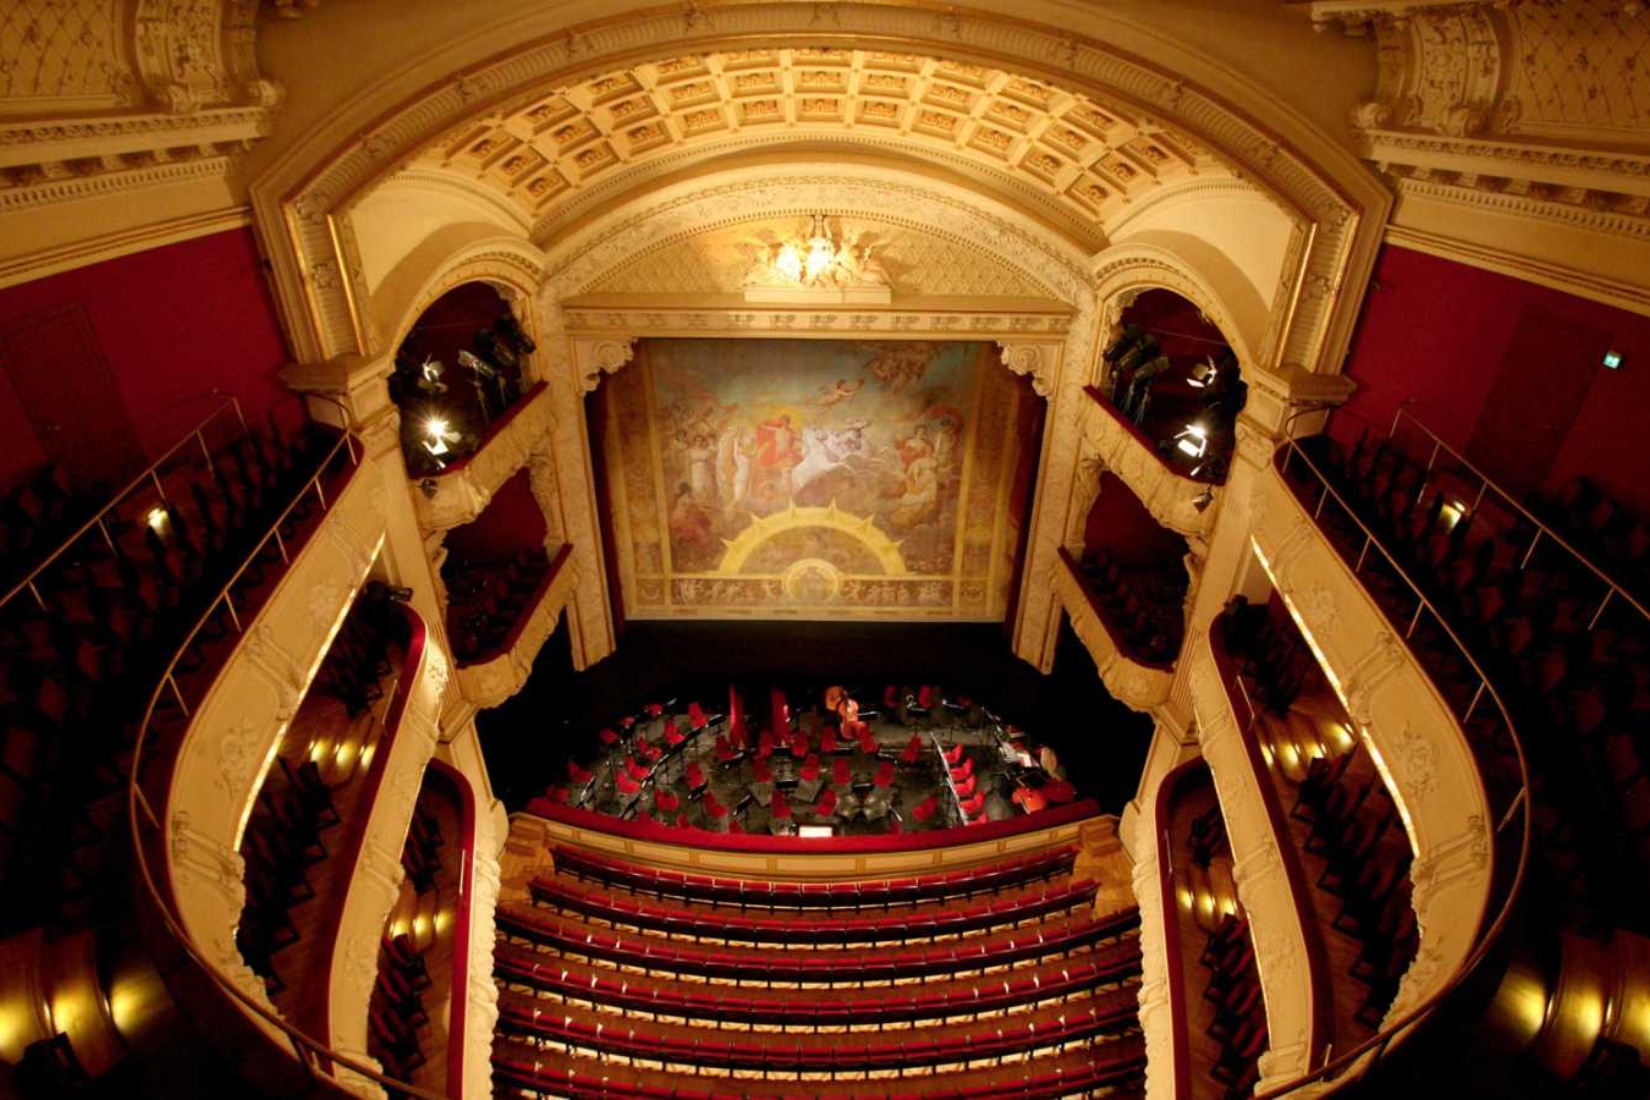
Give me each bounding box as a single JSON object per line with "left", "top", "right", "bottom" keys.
{"left": 1, "top": 410, "right": 342, "bottom": 930}
{"left": 1199, "top": 913, "right": 1267, "bottom": 1098}
{"left": 547, "top": 843, "right": 1077, "bottom": 910}
{"left": 497, "top": 987, "right": 1140, "bottom": 1072}
{"left": 495, "top": 938, "right": 1142, "bottom": 1026}
{"left": 493, "top": 1037, "right": 1147, "bottom": 1099}
{"left": 497, "top": 905, "right": 1139, "bottom": 984}
{"left": 525, "top": 873, "right": 1097, "bottom": 944}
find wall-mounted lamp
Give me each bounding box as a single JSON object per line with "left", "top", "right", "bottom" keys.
{"left": 1603, "top": 349, "right": 1624, "bottom": 371}
{"left": 1193, "top": 488, "right": 1216, "bottom": 513}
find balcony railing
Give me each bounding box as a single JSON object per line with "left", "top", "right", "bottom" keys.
{"left": 120, "top": 404, "right": 461, "bottom": 1099}
{"left": 412, "top": 381, "right": 551, "bottom": 533}
{"left": 1246, "top": 433, "right": 1532, "bottom": 1097}
{"left": 2, "top": 397, "right": 247, "bottom": 611}
{"left": 453, "top": 543, "right": 575, "bottom": 709}
{"left": 1080, "top": 388, "right": 1223, "bottom": 539}
{"left": 1055, "top": 547, "right": 1176, "bottom": 711}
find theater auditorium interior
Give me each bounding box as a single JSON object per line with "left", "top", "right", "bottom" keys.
{"left": 1, "top": 2, "right": 1649, "bottom": 1099}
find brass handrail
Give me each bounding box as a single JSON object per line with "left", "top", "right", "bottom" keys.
{"left": 123, "top": 425, "right": 457, "bottom": 1100}
{"left": 1252, "top": 436, "right": 1533, "bottom": 1097}
{"left": 2, "top": 397, "right": 246, "bottom": 610}
{"left": 1389, "top": 407, "right": 1649, "bottom": 627}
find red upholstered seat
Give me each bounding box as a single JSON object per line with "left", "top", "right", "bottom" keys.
{"left": 800, "top": 753, "right": 820, "bottom": 781}
{"left": 771, "top": 792, "right": 791, "bottom": 820}
{"left": 815, "top": 788, "right": 838, "bottom": 817}
{"left": 820, "top": 727, "right": 838, "bottom": 753}
{"left": 1041, "top": 779, "right": 1075, "bottom": 803}
{"left": 685, "top": 762, "right": 706, "bottom": 791}
{"left": 912, "top": 796, "right": 938, "bottom": 823}
{"left": 654, "top": 790, "right": 680, "bottom": 813}
{"left": 902, "top": 733, "right": 923, "bottom": 765}
{"left": 918, "top": 685, "right": 936, "bottom": 708}
{"left": 790, "top": 730, "right": 810, "bottom": 757}
{"left": 832, "top": 758, "right": 852, "bottom": 786}
{"left": 599, "top": 727, "right": 619, "bottom": 746}
{"left": 752, "top": 759, "right": 773, "bottom": 784}
{"left": 873, "top": 761, "right": 895, "bottom": 789}
{"left": 568, "top": 761, "right": 593, "bottom": 784}
{"left": 663, "top": 720, "right": 684, "bottom": 746}
{"left": 955, "top": 774, "right": 977, "bottom": 798}
{"left": 951, "top": 757, "right": 974, "bottom": 782}
{"left": 687, "top": 702, "right": 706, "bottom": 726}
{"left": 943, "top": 742, "right": 964, "bottom": 765}
{"left": 616, "top": 771, "right": 640, "bottom": 796}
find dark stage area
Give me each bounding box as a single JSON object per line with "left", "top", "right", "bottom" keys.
{"left": 476, "top": 616, "right": 1152, "bottom": 816}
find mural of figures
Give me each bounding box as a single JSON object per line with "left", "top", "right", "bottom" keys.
{"left": 598, "top": 338, "right": 1039, "bottom": 621}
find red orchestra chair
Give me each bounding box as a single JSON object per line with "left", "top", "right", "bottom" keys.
{"left": 901, "top": 734, "right": 923, "bottom": 765}
{"left": 832, "top": 757, "right": 852, "bottom": 787}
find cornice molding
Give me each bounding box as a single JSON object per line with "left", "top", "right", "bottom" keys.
{"left": 1314, "top": 0, "right": 1650, "bottom": 311}
{"left": 0, "top": 205, "right": 252, "bottom": 290}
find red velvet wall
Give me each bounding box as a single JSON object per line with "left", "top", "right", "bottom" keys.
{"left": 0, "top": 229, "right": 293, "bottom": 493}
{"left": 1340, "top": 246, "right": 1650, "bottom": 514}
{"left": 1084, "top": 472, "right": 1188, "bottom": 569}
{"left": 443, "top": 467, "right": 547, "bottom": 564}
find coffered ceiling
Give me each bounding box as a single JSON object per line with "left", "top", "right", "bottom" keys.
{"left": 409, "top": 48, "right": 1235, "bottom": 248}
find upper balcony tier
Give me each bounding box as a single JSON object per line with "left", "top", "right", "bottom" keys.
{"left": 1174, "top": 431, "right": 1527, "bottom": 1093}
{"left": 1057, "top": 547, "right": 1177, "bottom": 711}
{"left": 412, "top": 381, "right": 551, "bottom": 533}
{"left": 453, "top": 542, "right": 575, "bottom": 709}
{"left": 1080, "top": 387, "right": 1223, "bottom": 541}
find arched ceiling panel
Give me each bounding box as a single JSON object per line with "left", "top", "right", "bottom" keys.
{"left": 406, "top": 49, "right": 1236, "bottom": 250}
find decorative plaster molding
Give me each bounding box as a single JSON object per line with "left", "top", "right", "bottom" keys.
{"left": 0, "top": 1, "right": 281, "bottom": 241}
{"left": 413, "top": 385, "right": 556, "bottom": 532}
{"left": 1052, "top": 553, "right": 1176, "bottom": 712}
{"left": 1074, "top": 395, "right": 1221, "bottom": 541}
{"left": 1314, "top": 0, "right": 1650, "bottom": 311}
{"left": 1249, "top": 457, "right": 1495, "bottom": 1043}
{"left": 163, "top": 457, "right": 386, "bottom": 1045}
{"left": 454, "top": 547, "right": 578, "bottom": 709}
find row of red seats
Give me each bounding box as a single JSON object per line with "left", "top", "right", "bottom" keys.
{"left": 526, "top": 873, "right": 1098, "bottom": 944}
{"left": 444, "top": 548, "right": 549, "bottom": 664}
{"left": 368, "top": 932, "right": 432, "bottom": 1080}
{"left": 496, "top": 938, "right": 1140, "bottom": 1027}
{"left": 1294, "top": 742, "right": 1417, "bottom": 1028}
{"left": 1199, "top": 913, "right": 1266, "bottom": 1097}
{"left": 493, "top": 1037, "right": 1147, "bottom": 1099}
{"left": 1068, "top": 545, "right": 1186, "bottom": 666}
{"left": 1, "top": 411, "right": 341, "bottom": 930}
{"left": 497, "top": 904, "right": 1138, "bottom": 983}
{"left": 548, "top": 843, "right": 1077, "bottom": 910}
{"left": 238, "top": 592, "right": 402, "bottom": 991}
{"left": 497, "top": 986, "right": 1140, "bottom": 1071}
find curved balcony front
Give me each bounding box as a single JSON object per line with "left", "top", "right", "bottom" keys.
{"left": 412, "top": 381, "right": 551, "bottom": 533}
{"left": 1056, "top": 547, "right": 1176, "bottom": 711}
{"left": 1079, "top": 387, "right": 1222, "bottom": 541}
{"left": 454, "top": 543, "right": 576, "bottom": 709}
{"left": 1175, "top": 451, "right": 1506, "bottom": 1092}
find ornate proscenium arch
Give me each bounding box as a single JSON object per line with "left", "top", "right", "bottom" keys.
{"left": 531, "top": 161, "right": 1091, "bottom": 664}
{"left": 253, "top": 1, "right": 1387, "bottom": 378}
